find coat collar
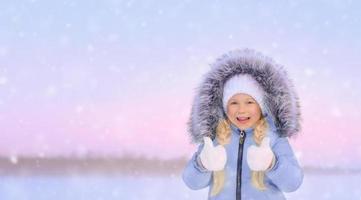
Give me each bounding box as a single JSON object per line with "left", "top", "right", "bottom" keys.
{"left": 230, "top": 123, "right": 254, "bottom": 135}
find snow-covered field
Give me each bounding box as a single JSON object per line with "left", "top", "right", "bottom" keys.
{"left": 0, "top": 172, "right": 360, "bottom": 200}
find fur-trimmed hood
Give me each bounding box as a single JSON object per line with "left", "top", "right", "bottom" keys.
{"left": 187, "top": 49, "right": 302, "bottom": 143}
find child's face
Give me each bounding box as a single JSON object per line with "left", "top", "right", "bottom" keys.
{"left": 226, "top": 93, "right": 262, "bottom": 131}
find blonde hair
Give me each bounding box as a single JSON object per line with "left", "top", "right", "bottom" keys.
{"left": 210, "top": 117, "right": 269, "bottom": 196}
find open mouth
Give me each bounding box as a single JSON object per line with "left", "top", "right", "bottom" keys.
{"left": 236, "top": 116, "right": 250, "bottom": 123}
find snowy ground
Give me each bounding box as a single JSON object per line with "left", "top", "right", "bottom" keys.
{"left": 0, "top": 172, "right": 360, "bottom": 200}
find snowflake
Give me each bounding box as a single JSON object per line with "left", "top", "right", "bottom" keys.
{"left": 9, "top": 155, "right": 18, "bottom": 164}
{"left": 0, "top": 77, "right": 8, "bottom": 85}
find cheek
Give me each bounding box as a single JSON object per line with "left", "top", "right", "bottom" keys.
{"left": 250, "top": 105, "right": 261, "bottom": 114}
{"left": 226, "top": 106, "right": 237, "bottom": 116}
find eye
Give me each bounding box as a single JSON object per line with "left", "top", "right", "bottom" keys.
{"left": 247, "top": 101, "right": 254, "bottom": 104}
{"left": 230, "top": 101, "right": 238, "bottom": 105}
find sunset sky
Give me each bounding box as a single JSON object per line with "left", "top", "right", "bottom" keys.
{"left": 0, "top": 0, "right": 361, "bottom": 169}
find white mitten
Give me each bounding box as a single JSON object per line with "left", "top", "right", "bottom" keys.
{"left": 247, "top": 137, "right": 275, "bottom": 171}
{"left": 198, "top": 137, "right": 227, "bottom": 171}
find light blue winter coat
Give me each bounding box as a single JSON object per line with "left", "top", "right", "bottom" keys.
{"left": 182, "top": 114, "right": 303, "bottom": 200}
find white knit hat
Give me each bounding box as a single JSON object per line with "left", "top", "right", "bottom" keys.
{"left": 222, "top": 74, "right": 266, "bottom": 113}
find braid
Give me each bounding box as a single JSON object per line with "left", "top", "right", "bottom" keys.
{"left": 210, "top": 119, "right": 231, "bottom": 196}
{"left": 251, "top": 116, "right": 269, "bottom": 190}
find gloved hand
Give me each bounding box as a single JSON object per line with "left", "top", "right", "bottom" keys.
{"left": 246, "top": 137, "right": 275, "bottom": 171}
{"left": 198, "top": 137, "right": 227, "bottom": 171}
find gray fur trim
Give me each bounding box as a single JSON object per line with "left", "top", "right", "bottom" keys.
{"left": 187, "top": 49, "right": 302, "bottom": 143}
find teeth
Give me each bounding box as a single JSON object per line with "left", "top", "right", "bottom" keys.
{"left": 237, "top": 117, "right": 249, "bottom": 120}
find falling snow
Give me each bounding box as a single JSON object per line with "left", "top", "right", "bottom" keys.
{"left": 0, "top": 0, "right": 360, "bottom": 199}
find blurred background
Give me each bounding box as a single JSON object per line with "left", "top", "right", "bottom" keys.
{"left": 0, "top": 0, "right": 361, "bottom": 199}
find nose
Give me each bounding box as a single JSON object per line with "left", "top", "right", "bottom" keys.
{"left": 237, "top": 107, "right": 246, "bottom": 114}
{"left": 238, "top": 104, "right": 247, "bottom": 111}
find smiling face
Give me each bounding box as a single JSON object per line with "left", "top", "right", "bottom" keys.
{"left": 226, "top": 93, "right": 262, "bottom": 131}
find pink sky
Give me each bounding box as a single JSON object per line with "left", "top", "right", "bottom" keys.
{"left": 1, "top": 84, "right": 361, "bottom": 169}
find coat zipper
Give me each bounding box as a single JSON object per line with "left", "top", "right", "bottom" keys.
{"left": 236, "top": 130, "right": 246, "bottom": 200}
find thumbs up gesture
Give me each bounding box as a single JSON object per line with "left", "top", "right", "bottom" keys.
{"left": 198, "top": 137, "right": 227, "bottom": 171}
{"left": 246, "top": 137, "right": 275, "bottom": 171}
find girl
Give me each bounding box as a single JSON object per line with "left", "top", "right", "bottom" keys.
{"left": 182, "top": 49, "right": 303, "bottom": 199}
